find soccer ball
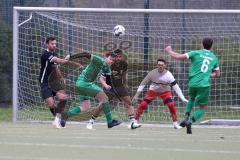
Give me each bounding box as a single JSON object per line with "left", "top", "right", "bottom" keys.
{"left": 113, "top": 25, "right": 125, "bottom": 37}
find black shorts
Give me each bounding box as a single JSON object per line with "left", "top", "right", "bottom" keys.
{"left": 104, "top": 86, "right": 129, "bottom": 100}
{"left": 40, "top": 83, "right": 56, "bottom": 99}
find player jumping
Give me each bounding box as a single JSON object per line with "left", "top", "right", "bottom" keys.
{"left": 61, "top": 52, "right": 121, "bottom": 128}
{"left": 86, "top": 49, "right": 141, "bottom": 129}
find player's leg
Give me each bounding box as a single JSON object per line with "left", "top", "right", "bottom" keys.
{"left": 94, "top": 91, "right": 121, "bottom": 128}
{"left": 60, "top": 97, "right": 90, "bottom": 128}
{"left": 45, "top": 97, "right": 55, "bottom": 116}
{"left": 180, "top": 87, "right": 197, "bottom": 128}
{"left": 122, "top": 96, "right": 134, "bottom": 120}
{"left": 134, "top": 90, "right": 155, "bottom": 121}
{"left": 121, "top": 95, "right": 141, "bottom": 129}
{"left": 86, "top": 99, "right": 102, "bottom": 130}
{"left": 115, "top": 87, "right": 135, "bottom": 121}
{"left": 67, "top": 96, "right": 91, "bottom": 117}
{"left": 40, "top": 83, "right": 64, "bottom": 128}
{"left": 53, "top": 90, "right": 67, "bottom": 128}
{"left": 56, "top": 90, "right": 67, "bottom": 115}
{"left": 185, "top": 87, "right": 210, "bottom": 134}
{"left": 160, "top": 92, "right": 181, "bottom": 129}
{"left": 76, "top": 81, "right": 121, "bottom": 128}
{"left": 191, "top": 87, "right": 209, "bottom": 122}
{"left": 40, "top": 83, "right": 57, "bottom": 116}
{"left": 86, "top": 87, "right": 113, "bottom": 129}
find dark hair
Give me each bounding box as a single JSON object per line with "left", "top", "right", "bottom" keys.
{"left": 202, "top": 38, "right": 213, "bottom": 50}
{"left": 105, "top": 51, "right": 116, "bottom": 57}
{"left": 157, "top": 58, "right": 166, "bottom": 64}
{"left": 113, "top": 48, "right": 123, "bottom": 55}
{"left": 46, "top": 37, "right": 56, "bottom": 44}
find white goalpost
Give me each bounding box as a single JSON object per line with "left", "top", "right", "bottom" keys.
{"left": 13, "top": 7, "right": 240, "bottom": 124}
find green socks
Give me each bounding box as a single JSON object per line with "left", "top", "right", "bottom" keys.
{"left": 184, "top": 98, "right": 205, "bottom": 123}
{"left": 67, "top": 106, "right": 81, "bottom": 117}
{"left": 191, "top": 109, "right": 205, "bottom": 122}
{"left": 102, "top": 102, "right": 113, "bottom": 123}
{"left": 185, "top": 99, "right": 194, "bottom": 113}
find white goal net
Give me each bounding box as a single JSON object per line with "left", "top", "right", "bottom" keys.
{"left": 13, "top": 8, "right": 240, "bottom": 123}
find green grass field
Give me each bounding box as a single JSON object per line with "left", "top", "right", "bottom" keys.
{"left": 0, "top": 108, "right": 12, "bottom": 121}
{"left": 0, "top": 122, "right": 240, "bottom": 160}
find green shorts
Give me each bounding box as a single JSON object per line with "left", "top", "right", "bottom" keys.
{"left": 188, "top": 86, "right": 210, "bottom": 106}
{"left": 75, "top": 79, "right": 102, "bottom": 97}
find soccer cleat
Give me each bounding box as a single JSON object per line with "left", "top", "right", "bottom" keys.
{"left": 86, "top": 119, "right": 95, "bottom": 130}
{"left": 179, "top": 117, "right": 189, "bottom": 128}
{"left": 130, "top": 120, "right": 142, "bottom": 129}
{"left": 173, "top": 121, "right": 182, "bottom": 129}
{"left": 185, "top": 120, "right": 192, "bottom": 134}
{"left": 54, "top": 116, "right": 63, "bottom": 129}
{"left": 108, "top": 119, "right": 122, "bottom": 128}
{"left": 60, "top": 112, "right": 68, "bottom": 128}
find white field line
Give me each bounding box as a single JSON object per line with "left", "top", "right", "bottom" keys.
{"left": 0, "top": 156, "right": 85, "bottom": 160}
{"left": 13, "top": 122, "right": 240, "bottom": 129}
{"left": 0, "top": 141, "right": 240, "bottom": 155}
{"left": 1, "top": 134, "right": 240, "bottom": 143}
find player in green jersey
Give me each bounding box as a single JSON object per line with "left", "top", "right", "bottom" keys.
{"left": 86, "top": 49, "right": 141, "bottom": 130}
{"left": 165, "top": 38, "right": 220, "bottom": 134}
{"left": 61, "top": 52, "right": 121, "bottom": 128}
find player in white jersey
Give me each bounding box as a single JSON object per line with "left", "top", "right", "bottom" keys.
{"left": 132, "top": 58, "right": 188, "bottom": 129}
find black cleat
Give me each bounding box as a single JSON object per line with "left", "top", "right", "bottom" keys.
{"left": 108, "top": 119, "right": 122, "bottom": 128}
{"left": 186, "top": 121, "right": 192, "bottom": 134}
{"left": 180, "top": 120, "right": 187, "bottom": 128}
{"left": 180, "top": 116, "right": 190, "bottom": 128}
{"left": 60, "top": 112, "right": 68, "bottom": 127}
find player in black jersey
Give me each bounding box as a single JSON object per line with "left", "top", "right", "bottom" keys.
{"left": 86, "top": 49, "right": 141, "bottom": 129}
{"left": 39, "top": 37, "right": 70, "bottom": 128}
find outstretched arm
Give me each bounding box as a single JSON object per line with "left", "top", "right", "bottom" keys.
{"left": 69, "top": 52, "right": 91, "bottom": 60}
{"left": 172, "top": 82, "right": 188, "bottom": 103}
{"left": 165, "top": 46, "right": 188, "bottom": 60}
{"left": 132, "top": 73, "right": 151, "bottom": 102}
{"left": 51, "top": 55, "right": 83, "bottom": 68}
{"left": 51, "top": 57, "right": 68, "bottom": 64}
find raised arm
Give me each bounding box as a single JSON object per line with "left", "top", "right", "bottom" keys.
{"left": 165, "top": 46, "right": 188, "bottom": 60}
{"left": 69, "top": 52, "right": 91, "bottom": 60}
{"left": 132, "top": 73, "right": 151, "bottom": 102}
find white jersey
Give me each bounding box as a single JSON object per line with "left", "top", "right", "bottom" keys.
{"left": 138, "top": 69, "right": 175, "bottom": 93}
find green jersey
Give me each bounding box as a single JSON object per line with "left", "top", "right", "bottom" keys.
{"left": 185, "top": 49, "right": 219, "bottom": 87}
{"left": 78, "top": 55, "right": 110, "bottom": 82}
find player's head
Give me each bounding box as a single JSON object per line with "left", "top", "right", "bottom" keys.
{"left": 104, "top": 52, "right": 115, "bottom": 66}
{"left": 113, "top": 49, "right": 124, "bottom": 61}
{"left": 157, "top": 58, "right": 167, "bottom": 73}
{"left": 46, "top": 37, "right": 57, "bottom": 52}
{"left": 202, "top": 38, "right": 213, "bottom": 50}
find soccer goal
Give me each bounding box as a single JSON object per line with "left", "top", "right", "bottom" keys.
{"left": 13, "top": 7, "right": 240, "bottom": 124}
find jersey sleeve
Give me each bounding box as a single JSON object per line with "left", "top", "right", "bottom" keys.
{"left": 166, "top": 71, "right": 176, "bottom": 84}
{"left": 42, "top": 52, "right": 57, "bottom": 63}
{"left": 185, "top": 51, "right": 196, "bottom": 59}
{"left": 101, "top": 65, "right": 111, "bottom": 77}
{"left": 213, "top": 57, "right": 220, "bottom": 70}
